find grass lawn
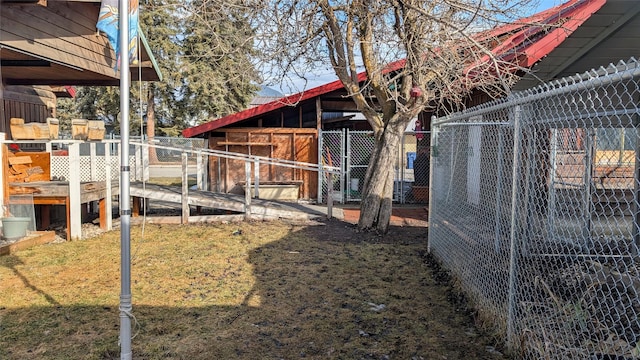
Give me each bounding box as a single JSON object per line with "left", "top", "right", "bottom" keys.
{"left": 0, "top": 220, "right": 505, "bottom": 359}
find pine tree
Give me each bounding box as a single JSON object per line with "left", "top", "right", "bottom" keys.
{"left": 58, "top": 0, "right": 260, "bottom": 137}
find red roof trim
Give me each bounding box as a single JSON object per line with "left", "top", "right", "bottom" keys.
{"left": 183, "top": 0, "right": 604, "bottom": 138}
{"left": 182, "top": 79, "right": 344, "bottom": 137}
{"left": 182, "top": 59, "right": 406, "bottom": 138}
{"left": 486, "top": 0, "right": 605, "bottom": 66}
{"left": 65, "top": 85, "right": 76, "bottom": 98}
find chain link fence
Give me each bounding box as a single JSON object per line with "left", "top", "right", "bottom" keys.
{"left": 319, "top": 129, "right": 430, "bottom": 204}
{"left": 148, "top": 136, "right": 206, "bottom": 163}
{"left": 110, "top": 136, "right": 205, "bottom": 164}
{"left": 429, "top": 58, "right": 640, "bottom": 359}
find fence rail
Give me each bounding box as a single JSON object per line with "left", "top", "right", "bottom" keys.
{"left": 429, "top": 58, "right": 640, "bottom": 359}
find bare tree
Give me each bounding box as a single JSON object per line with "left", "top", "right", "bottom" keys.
{"left": 250, "top": 0, "right": 541, "bottom": 233}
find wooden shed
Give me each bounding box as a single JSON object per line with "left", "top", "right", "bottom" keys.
{"left": 209, "top": 128, "right": 318, "bottom": 200}
{"left": 185, "top": 0, "right": 624, "bottom": 204}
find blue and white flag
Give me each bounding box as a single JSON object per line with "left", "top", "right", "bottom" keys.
{"left": 96, "top": 0, "right": 139, "bottom": 69}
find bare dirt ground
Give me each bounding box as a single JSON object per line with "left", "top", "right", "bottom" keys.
{"left": 284, "top": 217, "right": 509, "bottom": 359}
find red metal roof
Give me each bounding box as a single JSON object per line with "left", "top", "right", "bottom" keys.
{"left": 183, "top": 0, "right": 605, "bottom": 138}
{"left": 65, "top": 85, "right": 77, "bottom": 98}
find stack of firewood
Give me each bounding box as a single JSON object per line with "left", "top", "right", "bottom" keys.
{"left": 7, "top": 153, "right": 44, "bottom": 182}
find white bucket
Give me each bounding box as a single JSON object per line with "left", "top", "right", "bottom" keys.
{"left": 350, "top": 178, "right": 359, "bottom": 191}
{"left": 2, "top": 217, "right": 31, "bottom": 240}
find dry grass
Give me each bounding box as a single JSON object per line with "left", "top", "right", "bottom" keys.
{"left": 0, "top": 220, "right": 505, "bottom": 359}
{"left": 148, "top": 177, "right": 196, "bottom": 187}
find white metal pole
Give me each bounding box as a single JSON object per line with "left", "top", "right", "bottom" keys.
{"left": 196, "top": 152, "right": 203, "bottom": 191}
{"left": 118, "top": 0, "right": 133, "bottom": 358}
{"left": 507, "top": 106, "right": 523, "bottom": 351}
{"left": 68, "top": 142, "right": 82, "bottom": 240}
{"left": 182, "top": 152, "right": 189, "bottom": 224}
{"left": 245, "top": 161, "right": 251, "bottom": 220}
{"left": 90, "top": 142, "right": 98, "bottom": 181}
{"left": 105, "top": 142, "right": 113, "bottom": 231}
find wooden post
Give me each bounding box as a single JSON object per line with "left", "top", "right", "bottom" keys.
{"left": 292, "top": 133, "right": 297, "bottom": 181}
{"left": 99, "top": 198, "right": 107, "bottom": 229}
{"left": 244, "top": 160, "right": 251, "bottom": 220}
{"left": 65, "top": 196, "right": 71, "bottom": 241}
{"left": 182, "top": 152, "right": 189, "bottom": 224}
{"left": 68, "top": 142, "right": 82, "bottom": 240}
{"left": 217, "top": 155, "right": 222, "bottom": 193}
{"left": 40, "top": 205, "right": 51, "bottom": 229}
{"left": 132, "top": 197, "right": 141, "bottom": 217}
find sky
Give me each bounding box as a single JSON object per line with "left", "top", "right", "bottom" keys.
{"left": 277, "top": 0, "right": 567, "bottom": 94}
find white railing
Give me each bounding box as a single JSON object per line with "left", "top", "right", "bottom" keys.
{"left": 0, "top": 136, "right": 340, "bottom": 240}
{"left": 128, "top": 141, "right": 341, "bottom": 220}
{"left": 0, "top": 137, "right": 121, "bottom": 240}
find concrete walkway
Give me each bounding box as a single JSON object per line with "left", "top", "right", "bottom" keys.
{"left": 339, "top": 205, "right": 429, "bottom": 227}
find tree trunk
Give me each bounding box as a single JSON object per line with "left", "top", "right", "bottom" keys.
{"left": 358, "top": 127, "right": 403, "bottom": 233}
{"left": 146, "top": 87, "right": 159, "bottom": 164}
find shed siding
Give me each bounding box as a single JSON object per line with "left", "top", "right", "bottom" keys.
{"left": 208, "top": 128, "right": 318, "bottom": 200}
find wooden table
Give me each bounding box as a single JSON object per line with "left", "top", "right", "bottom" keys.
{"left": 8, "top": 181, "right": 114, "bottom": 240}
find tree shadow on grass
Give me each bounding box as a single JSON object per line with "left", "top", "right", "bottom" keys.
{"left": 0, "top": 255, "right": 60, "bottom": 306}
{"left": 0, "top": 221, "right": 502, "bottom": 360}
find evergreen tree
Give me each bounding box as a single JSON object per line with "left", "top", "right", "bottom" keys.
{"left": 57, "top": 0, "right": 260, "bottom": 136}
{"left": 179, "top": 0, "right": 260, "bottom": 123}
